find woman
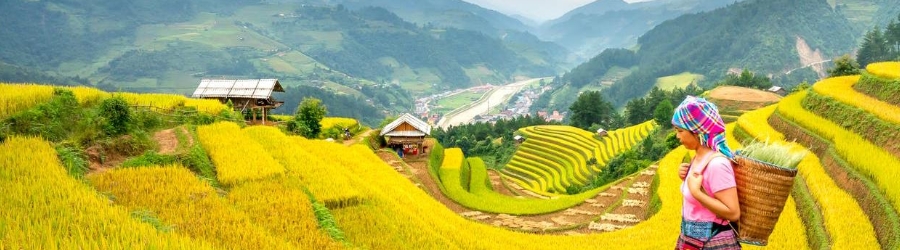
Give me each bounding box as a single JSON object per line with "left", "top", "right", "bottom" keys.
{"left": 672, "top": 96, "right": 741, "bottom": 250}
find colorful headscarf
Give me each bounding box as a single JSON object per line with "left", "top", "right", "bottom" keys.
{"left": 671, "top": 96, "right": 734, "bottom": 158}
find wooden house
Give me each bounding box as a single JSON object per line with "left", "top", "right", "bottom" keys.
{"left": 767, "top": 86, "right": 787, "bottom": 96}
{"left": 380, "top": 113, "right": 431, "bottom": 155}
{"left": 191, "top": 79, "right": 285, "bottom": 123}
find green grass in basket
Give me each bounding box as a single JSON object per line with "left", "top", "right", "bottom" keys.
{"left": 738, "top": 141, "right": 805, "bottom": 169}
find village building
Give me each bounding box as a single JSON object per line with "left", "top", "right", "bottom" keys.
{"left": 380, "top": 113, "right": 431, "bottom": 156}
{"left": 767, "top": 86, "right": 787, "bottom": 96}
{"left": 547, "top": 110, "right": 566, "bottom": 122}
{"left": 191, "top": 79, "right": 285, "bottom": 124}
{"left": 513, "top": 135, "right": 525, "bottom": 144}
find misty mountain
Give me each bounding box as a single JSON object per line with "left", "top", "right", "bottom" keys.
{"left": 0, "top": 0, "right": 568, "bottom": 120}
{"left": 335, "top": 0, "right": 572, "bottom": 70}
{"left": 539, "top": 0, "right": 742, "bottom": 61}
{"left": 538, "top": 0, "right": 865, "bottom": 113}
{"left": 336, "top": 0, "right": 532, "bottom": 35}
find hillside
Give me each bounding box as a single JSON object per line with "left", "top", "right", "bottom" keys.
{"left": 538, "top": 0, "right": 740, "bottom": 60}
{"left": 336, "top": 0, "right": 572, "bottom": 71}
{"left": 829, "top": 0, "right": 900, "bottom": 31}
{"left": 707, "top": 86, "right": 783, "bottom": 122}
{"left": 555, "top": 0, "right": 861, "bottom": 108}
{"left": 337, "top": 0, "right": 533, "bottom": 35}
{"left": 1, "top": 62, "right": 899, "bottom": 247}
{"left": 0, "top": 0, "right": 563, "bottom": 121}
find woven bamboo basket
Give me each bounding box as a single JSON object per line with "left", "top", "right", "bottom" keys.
{"left": 732, "top": 154, "right": 798, "bottom": 246}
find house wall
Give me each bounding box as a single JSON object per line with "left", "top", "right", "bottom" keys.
{"left": 395, "top": 122, "right": 418, "bottom": 132}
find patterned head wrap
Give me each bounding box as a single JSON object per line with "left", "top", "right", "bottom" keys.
{"left": 671, "top": 96, "right": 733, "bottom": 158}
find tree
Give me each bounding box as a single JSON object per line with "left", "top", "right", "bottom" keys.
{"left": 99, "top": 96, "right": 131, "bottom": 136}
{"left": 653, "top": 99, "right": 674, "bottom": 127}
{"left": 720, "top": 69, "right": 772, "bottom": 89}
{"left": 827, "top": 54, "right": 860, "bottom": 77}
{"left": 569, "top": 91, "right": 615, "bottom": 130}
{"left": 625, "top": 98, "right": 649, "bottom": 125}
{"left": 858, "top": 26, "right": 888, "bottom": 67}
{"left": 292, "top": 98, "right": 327, "bottom": 138}
{"left": 791, "top": 80, "right": 810, "bottom": 93}
{"left": 887, "top": 20, "right": 900, "bottom": 54}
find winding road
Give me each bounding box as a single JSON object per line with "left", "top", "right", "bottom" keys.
{"left": 436, "top": 78, "right": 541, "bottom": 129}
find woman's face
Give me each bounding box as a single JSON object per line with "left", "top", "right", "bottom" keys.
{"left": 674, "top": 126, "right": 700, "bottom": 150}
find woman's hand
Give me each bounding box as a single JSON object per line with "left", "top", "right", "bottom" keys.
{"left": 686, "top": 171, "right": 704, "bottom": 195}
{"left": 678, "top": 163, "right": 689, "bottom": 180}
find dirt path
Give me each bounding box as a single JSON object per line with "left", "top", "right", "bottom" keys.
{"left": 377, "top": 148, "right": 660, "bottom": 234}
{"left": 154, "top": 128, "right": 179, "bottom": 155}
{"left": 376, "top": 151, "right": 468, "bottom": 213}
{"left": 568, "top": 165, "right": 658, "bottom": 235}
{"left": 88, "top": 127, "right": 193, "bottom": 174}
{"left": 486, "top": 170, "right": 518, "bottom": 196}
{"left": 344, "top": 129, "right": 375, "bottom": 146}
{"left": 153, "top": 126, "right": 194, "bottom": 154}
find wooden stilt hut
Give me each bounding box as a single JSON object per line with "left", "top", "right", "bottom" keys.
{"left": 380, "top": 113, "right": 431, "bottom": 156}
{"left": 191, "top": 79, "right": 285, "bottom": 124}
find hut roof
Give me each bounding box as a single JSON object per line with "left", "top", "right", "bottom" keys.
{"left": 380, "top": 113, "right": 431, "bottom": 137}
{"left": 191, "top": 79, "right": 284, "bottom": 99}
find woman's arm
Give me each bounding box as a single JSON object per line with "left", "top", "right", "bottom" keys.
{"left": 686, "top": 173, "right": 741, "bottom": 221}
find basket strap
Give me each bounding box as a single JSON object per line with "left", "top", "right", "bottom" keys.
{"left": 692, "top": 152, "right": 732, "bottom": 226}
{"left": 691, "top": 152, "right": 727, "bottom": 174}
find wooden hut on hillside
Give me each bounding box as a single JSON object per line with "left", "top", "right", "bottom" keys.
{"left": 191, "top": 79, "right": 284, "bottom": 123}
{"left": 380, "top": 113, "right": 431, "bottom": 156}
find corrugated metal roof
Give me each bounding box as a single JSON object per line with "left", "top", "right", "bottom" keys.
{"left": 380, "top": 113, "right": 431, "bottom": 136}
{"left": 384, "top": 130, "right": 428, "bottom": 137}
{"left": 191, "top": 79, "right": 284, "bottom": 99}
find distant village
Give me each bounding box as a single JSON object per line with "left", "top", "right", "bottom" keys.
{"left": 414, "top": 84, "right": 566, "bottom": 126}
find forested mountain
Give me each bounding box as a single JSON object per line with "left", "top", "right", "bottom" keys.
{"left": 0, "top": 0, "right": 566, "bottom": 125}
{"left": 554, "top": 0, "right": 862, "bottom": 108}
{"left": 544, "top": 0, "right": 647, "bottom": 26}
{"left": 831, "top": 0, "right": 900, "bottom": 31}
{"left": 274, "top": 5, "right": 548, "bottom": 88}
{"left": 0, "top": 0, "right": 252, "bottom": 71}
{"left": 336, "top": 0, "right": 532, "bottom": 34}
{"left": 336, "top": 0, "right": 572, "bottom": 70}
{"left": 538, "top": 0, "right": 741, "bottom": 60}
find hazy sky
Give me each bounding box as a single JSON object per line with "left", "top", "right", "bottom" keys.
{"left": 461, "top": 0, "right": 650, "bottom": 22}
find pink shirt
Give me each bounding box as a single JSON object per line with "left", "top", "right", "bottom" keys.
{"left": 681, "top": 155, "right": 736, "bottom": 224}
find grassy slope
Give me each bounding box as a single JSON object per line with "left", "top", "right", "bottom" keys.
{"left": 828, "top": 0, "right": 880, "bottom": 31}
{"left": 46, "top": 3, "right": 455, "bottom": 97}
{"left": 654, "top": 72, "right": 704, "bottom": 91}
{"left": 433, "top": 91, "right": 487, "bottom": 114}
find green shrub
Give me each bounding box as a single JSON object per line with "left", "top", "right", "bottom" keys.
{"left": 54, "top": 142, "right": 89, "bottom": 178}
{"left": 99, "top": 130, "right": 156, "bottom": 157}
{"left": 320, "top": 126, "right": 342, "bottom": 140}
{"left": 428, "top": 141, "right": 445, "bottom": 177}
{"left": 6, "top": 88, "right": 81, "bottom": 142}
{"left": 99, "top": 96, "right": 131, "bottom": 136}
{"left": 130, "top": 210, "right": 172, "bottom": 233}
{"left": 459, "top": 158, "right": 471, "bottom": 192}
{"left": 646, "top": 172, "right": 662, "bottom": 217}
{"left": 130, "top": 108, "right": 165, "bottom": 131}
{"left": 182, "top": 143, "right": 219, "bottom": 188}
{"left": 121, "top": 150, "right": 179, "bottom": 168}
{"left": 305, "top": 190, "right": 350, "bottom": 246}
